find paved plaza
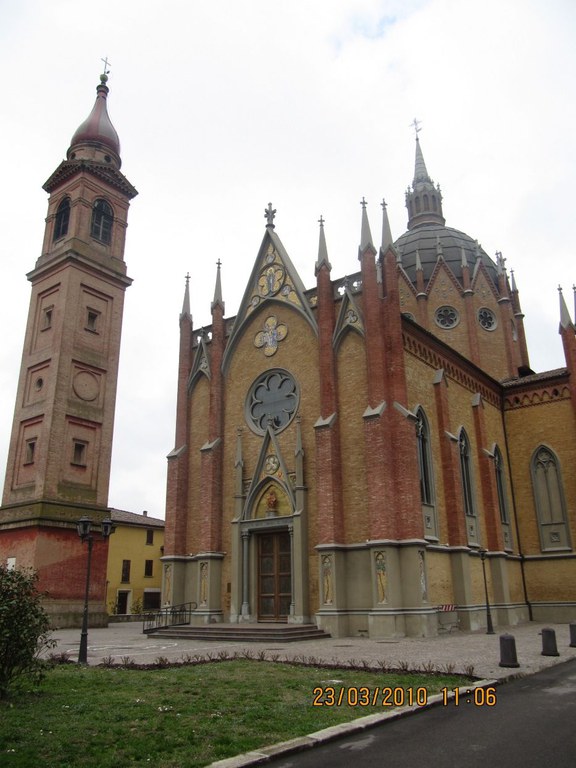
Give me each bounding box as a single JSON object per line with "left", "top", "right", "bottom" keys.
{"left": 49, "top": 620, "right": 576, "bottom": 681}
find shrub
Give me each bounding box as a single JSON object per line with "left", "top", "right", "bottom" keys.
{"left": 0, "top": 565, "right": 56, "bottom": 698}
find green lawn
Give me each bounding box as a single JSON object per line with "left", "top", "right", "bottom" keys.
{"left": 0, "top": 660, "right": 467, "bottom": 767}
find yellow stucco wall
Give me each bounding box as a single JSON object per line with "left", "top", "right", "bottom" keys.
{"left": 107, "top": 521, "right": 164, "bottom": 614}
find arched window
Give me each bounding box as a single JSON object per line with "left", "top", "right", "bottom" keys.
{"left": 90, "top": 199, "right": 113, "bottom": 244}
{"left": 531, "top": 446, "right": 571, "bottom": 551}
{"left": 494, "top": 446, "right": 512, "bottom": 550}
{"left": 416, "top": 408, "right": 438, "bottom": 540}
{"left": 459, "top": 429, "right": 475, "bottom": 516}
{"left": 459, "top": 428, "right": 479, "bottom": 545}
{"left": 415, "top": 196, "right": 421, "bottom": 214}
{"left": 416, "top": 408, "right": 434, "bottom": 505}
{"left": 423, "top": 194, "right": 429, "bottom": 210}
{"left": 53, "top": 197, "right": 70, "bottom": 241}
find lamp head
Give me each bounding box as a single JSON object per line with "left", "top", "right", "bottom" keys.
{"left": 101, "top": 518, "right": 115, "bottom": 539}
{"left": 77, "top": 516, "right": 92, "bottom": 540}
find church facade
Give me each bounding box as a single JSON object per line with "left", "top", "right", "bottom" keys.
{"left": 163, "top": 138, "right": 576, "bottom": 637}
{"left": 1, "top": 75, "right": 575, "bottom": 637}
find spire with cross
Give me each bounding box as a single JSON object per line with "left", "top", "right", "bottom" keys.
{"left": 100, "top": 57, "right": 111, "bottom": 85}
{"left": 181, "top": 272, "right": 191, "bottom": 318}
{"left": 212, "top": 259, "right": 224, "bottom": 312}
{"left": 410, "top": 117, "right": 422, "bottom": 137}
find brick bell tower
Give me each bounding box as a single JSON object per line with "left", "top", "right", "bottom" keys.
{"left": 0, "top": 72, "right": 137, "bottom": 626}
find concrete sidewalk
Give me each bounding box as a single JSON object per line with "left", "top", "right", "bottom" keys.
{"left": 48, "top": 620, "right": 576, "bottom": 680}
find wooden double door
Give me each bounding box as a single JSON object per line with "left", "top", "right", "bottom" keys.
{"left": 257, "top": 532, "right": 291, "bottom": 621}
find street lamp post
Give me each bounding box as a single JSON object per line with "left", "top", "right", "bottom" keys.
{"left": 479, "top": 548, "right": 495, "bottom": 635}
{"left": 77, "top": 516, "right": 115, "bottom": 664}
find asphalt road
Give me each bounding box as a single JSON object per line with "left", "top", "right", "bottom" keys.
{"left": 266, "top": 659, "right": 576, "bottom": 768}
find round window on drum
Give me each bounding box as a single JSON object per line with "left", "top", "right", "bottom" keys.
{"left": 478, "top": 307, "right": 497, "bottom": 331}
{"left": 434, "top": 306, "right": 459, "bottom": 329}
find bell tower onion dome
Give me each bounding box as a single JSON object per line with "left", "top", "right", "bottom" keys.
{"left": 67, "top": 73, "right": 121, "bottom": 169}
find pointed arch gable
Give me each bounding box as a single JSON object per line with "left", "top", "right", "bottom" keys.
{"left": 426, "top": 257, "right": 464, "bottom": 298}
{"left": 243, "top": 424, "right": 296, "bottom": 519}
{"left": 223, "top": 229, "right": 318, "bottom": 374}
{"left": 188, "top": 336, "right": 211, "bottom": 391}
{"left": 333, "top": 286, "right": 365, "bottom": 351}
{"left": 471, "top": 259, "right": 500, "bottom": 300}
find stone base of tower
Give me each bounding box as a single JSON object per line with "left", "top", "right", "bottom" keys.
{"left": 0, "top": 500, "right": 112, "bottom": 628}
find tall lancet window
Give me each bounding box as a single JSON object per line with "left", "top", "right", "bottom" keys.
{"left": 459, "top": 428, "right": 479, "bottom": 545}
{"left": 91, "top": 199, "right": 113, "bottom": 244}
{"left": 53, "top": 197, "right": 70, "bottom": 241}
{"left": 494, "top": 446, "right": 512, "bottom": 550}
{"left": 531, "top": 445, "right": 571, "bottom": 551}
{"left": 416, "top": 408, "right": 438, "bottom": 540}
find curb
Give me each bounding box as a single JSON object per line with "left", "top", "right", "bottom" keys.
{"left": 208, "top": 679, "right": 498, "bottom": 767}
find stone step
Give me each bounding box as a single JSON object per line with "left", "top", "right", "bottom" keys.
{"left": 148, "top": 624, "right": 331, "bottom": 643}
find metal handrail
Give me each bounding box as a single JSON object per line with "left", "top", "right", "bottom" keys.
{"left": 142, "top": 601, "right": 197, "bottom": 634}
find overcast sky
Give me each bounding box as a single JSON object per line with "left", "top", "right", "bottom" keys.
{"left": 1, "top": 0, "right": 575, "bottom": 519}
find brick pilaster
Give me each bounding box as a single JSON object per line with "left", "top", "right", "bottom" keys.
{"left": 381, "top": 249, "right": 422, "bottom": 540}
{"left": 164, "top": 312, "right": 193, "bottom": 556}
{"left": 462, "top": 262, "right": 481, "bottom": 367}
{"left": 433, "top": 370, "right": 467, "bottom": 545}
{"left": 471, "top": 394, "right": 503, "bottom": 551}
{"left": 199, "top": 303, "right": 225, "bottom": 552}
{"left": 314, "top": 263, "right": 344, "bottom": 544}
{"left": 560, "top": 321, "right": 576, "bottom": 420}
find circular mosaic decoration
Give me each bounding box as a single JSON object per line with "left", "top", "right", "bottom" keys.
{"left": 264, "top": 455, "right": 280, "bottom": 474}
{"left": 246, "top": 369, "right": 299, "bottom": 433}
{"left": 434, "top": 305, "right": 459, "bottom": 329}
{"left": 478, "top": 307, "right": 497, "bottom": 331}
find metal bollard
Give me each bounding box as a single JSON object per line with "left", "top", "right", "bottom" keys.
{"left": 541, "top": 627, "right": 559, "bottom": 657}
{"left": 569, "top": 623, "right": 576, "bottom": 648}
{"left": 499, "top": 633, "right": 520, "bottom": 668}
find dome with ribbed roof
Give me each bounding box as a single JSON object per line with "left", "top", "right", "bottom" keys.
{"left": 394, "top": 224, "right": 498, "bottom": 287}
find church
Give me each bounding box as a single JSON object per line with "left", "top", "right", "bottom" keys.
{"left": 1, "top": 75, "right": 575, "bottom": 636}
{"left": 162, "top": 122, "right": 576, "bottom": 638}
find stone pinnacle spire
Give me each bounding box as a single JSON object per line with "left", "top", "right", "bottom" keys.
{"left": 211, "top": 259, "right": 225, "bottom": 312}
{"left": 315, "top": 215, "right": 332, "bottom": 273}
{"left": 181, "top": 272, "right": 191, "bottom": 319}
{"left": 359, "top": 197, "right": 374, "bottom": 253}
{"left": 559, "top": 285, "right": 574, "bottom": 329}
{"left": 381, "top": 199, "right": 393, "bottom": 253}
